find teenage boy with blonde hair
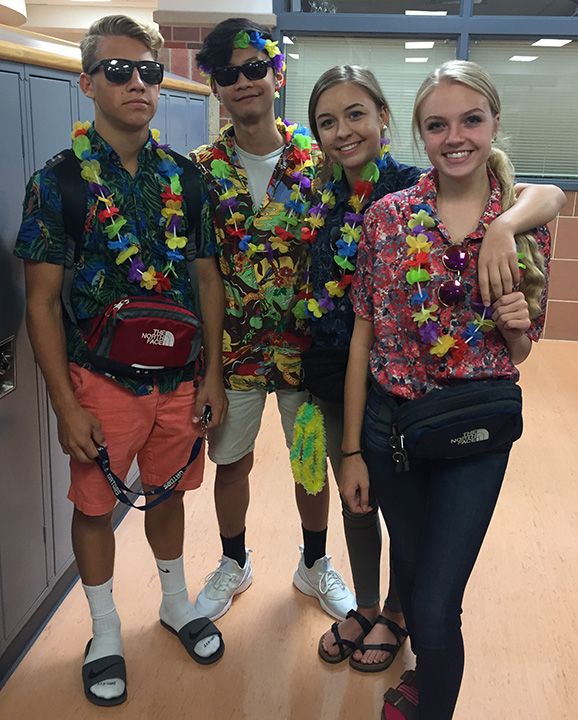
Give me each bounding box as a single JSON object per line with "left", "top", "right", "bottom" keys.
{"left": 15, "top": 15, "right": 227, "bottom": 707}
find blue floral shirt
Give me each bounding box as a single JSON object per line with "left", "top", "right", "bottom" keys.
{"left": 309, "top": 154, "right": 422, "bottom": 348}
{"left": 14, "top": 125, "right": 214, "bottom": 395}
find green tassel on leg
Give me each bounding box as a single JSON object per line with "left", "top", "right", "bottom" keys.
{"left": 290, "top": 400, "right": 326, "bottom": 495}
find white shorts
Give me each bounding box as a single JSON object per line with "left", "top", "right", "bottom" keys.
{"left": 207, "top": 387, "right": 308, "bottom": 465}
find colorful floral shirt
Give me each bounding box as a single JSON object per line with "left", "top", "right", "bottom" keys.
{"left": 310, "top": 155, "right": 421, "bottom": 348}
{"left": 352, "top": 168, "right": 550, "bottom": 400}
{"left": 191, "top": 121, "right": 319, "bottom": 392}
{"left": 14, "top": 124, "right": 213, "bottom": 396}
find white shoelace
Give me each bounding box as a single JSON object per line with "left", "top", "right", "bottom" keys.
{"left": 204, "top": 564, "right": 242, "bottom": 593}
{"left": 319, "top": 568, "right": 347, "bottom": 596}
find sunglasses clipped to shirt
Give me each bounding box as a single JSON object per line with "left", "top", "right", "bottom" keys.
{"left": 87, "top": 58, "right": 165, "bottom": 85}
{"left": 213, "top": 59, "right": 273, "bottom": 87}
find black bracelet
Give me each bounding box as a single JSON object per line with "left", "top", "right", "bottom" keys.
{"left": 341, "top": 449, "right": 362, "bottom": 457}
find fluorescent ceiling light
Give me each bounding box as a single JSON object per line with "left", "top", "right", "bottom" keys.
{"left": 405, "top": 41, "right": 435, "bottom": 49}
{"left": 288, "top": 53, "right": 300, "bottom": 60}
{"left": 509, "top": 55, "right": 538, "bottom": 62}
{"left": 532, "top": 38, "right": 571, "bottom": 47}
{"left": 405, "top": 57, "right": 428, "bottom": 63}
{"left": 406, "top": 10, "right": 447, "bottom": 16}
{"left": 282, "top": 36, "right": 294, "bottom": 45}
{"left": 71, "top": 0, "right": 112, "bottom": 3}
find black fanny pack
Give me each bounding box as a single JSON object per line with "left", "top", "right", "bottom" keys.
{"left": 300, "top": 344, "right": 349, "bottom": 403}
{"left": 375, "top": 380, "right": 523, "bottom": 471}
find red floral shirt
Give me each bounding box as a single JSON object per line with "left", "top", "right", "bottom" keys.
{"left": 352, "top": 168, "right": 550, "bottom": 400}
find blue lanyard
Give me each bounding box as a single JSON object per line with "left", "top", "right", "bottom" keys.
{"left": 94, "top": 435, "right": 204, "bottom": 511}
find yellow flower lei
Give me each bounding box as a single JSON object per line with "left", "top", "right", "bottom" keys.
{"left": 290, "top": 400, "right": 326, "bottom": 495}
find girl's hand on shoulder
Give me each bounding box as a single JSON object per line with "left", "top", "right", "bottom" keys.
{"left": 492, "top": 291, "right": 531, "bottom": 341}
{"left": 478, "top": 216, "right": 520, "bottom": 307}
{"left": 338, "top": 454, "right": 371, "bottom": 514}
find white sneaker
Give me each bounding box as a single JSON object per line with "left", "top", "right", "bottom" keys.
{"left": 194, "top": 551, "right": 253, "bottom": 621}
{"left": 293, "top": 546, "right": 356, "bottom": 621}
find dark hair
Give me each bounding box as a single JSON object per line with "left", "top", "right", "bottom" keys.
{"left": 80, "top": 15, "right": 163, "bottom": 73}
{"left": 196, "top": 17, "right": 274, "bottom": 72}
{"left": 308, "top": 65, "right": 391, "bottom": 145}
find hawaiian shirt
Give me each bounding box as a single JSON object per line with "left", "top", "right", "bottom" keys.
{"left": 14, "top": 124, "right": 213, "bottom": 395}
{"left": 310, "top": 154, "right": 422, "bottom": 348}
{"left": 191, "top": 120, "right": 319, "bottom": 392}
{"left": 352, "top": 168, "right": 551, "bottom": 400}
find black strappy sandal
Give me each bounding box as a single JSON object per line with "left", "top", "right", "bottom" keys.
{"left": 318, "top": 608, "right": 373, "bottom": 664}
{"left": 349, "top": 614, "right": 408, "bottom": 673}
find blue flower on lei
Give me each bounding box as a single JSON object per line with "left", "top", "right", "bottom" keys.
{"left": 461, "top": 324, "right": 483, "bottom": 346}
{"left": 411, "top": 289, "right": 430, "bottom": 306}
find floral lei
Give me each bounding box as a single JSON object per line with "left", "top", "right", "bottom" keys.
{"left": 70, "top": 121, "right": 188, "bottom": 293}
{"left": 290, "top": 400, "right": 326, "bottom": 495}
{"left": 207, "top": 119, "right": 316, "bottom": 280}
{"left": 297, "top": 139, "right": 390, "bottom": 321}
{"left": 405, "top": 205, "right": 496, "bottom": 360}
{"left": 199, "top": 30, "right": 286, "bottom": 97}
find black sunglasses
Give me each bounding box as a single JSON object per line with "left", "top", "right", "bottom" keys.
{"left": 213, "top": 59, "right": 273, "bottom": 87}
{"left": 87, "top": 58, "right": 164, "bottom": 85}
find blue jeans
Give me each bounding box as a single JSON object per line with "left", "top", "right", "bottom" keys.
{"left": 362, "top": 386, "right": 511, "bottom": 720}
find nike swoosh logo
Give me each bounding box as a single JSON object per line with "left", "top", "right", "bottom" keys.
{"left": 158, "top": 568, "right": 170, "bottom": 573}
{"left": 88, "top": 663, "right": 119, "bottom": 680}
{"left": 188, "top": 625, "right": 211, "bottom": 642}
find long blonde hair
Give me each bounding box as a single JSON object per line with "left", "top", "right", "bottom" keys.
{"left": 413, "top": 61, "right": 546, "bottom": 318}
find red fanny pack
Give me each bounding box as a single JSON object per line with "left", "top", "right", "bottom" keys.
{"left": 82, "top": 296, "right": 203, "bottom": 378}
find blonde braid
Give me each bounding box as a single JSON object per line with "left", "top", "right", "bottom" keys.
{"left": 487, "top": 148, "right": 547, "bottom": 319}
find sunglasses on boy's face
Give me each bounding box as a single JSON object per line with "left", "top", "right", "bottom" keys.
{"left": 213, "top": 59, "right": 273, "bottom": 87}
{"left": 87, "top": 58, "right": 164, "bottom": 85}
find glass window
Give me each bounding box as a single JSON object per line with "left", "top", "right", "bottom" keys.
{"left": 286, "top": 0, "right": 460, "bottom": 14}
{"left": 469, "top": 39, "right": 578, "bottom": 178}
{"left": 284, "top": 36, "right": 457, "bottom": 167}
{"left": 473, "top": 0, "right": 577, "bottom": 16}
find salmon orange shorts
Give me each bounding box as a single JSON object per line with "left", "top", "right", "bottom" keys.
{"left": 67, "top": 364, "right": 205, "bottom": 516}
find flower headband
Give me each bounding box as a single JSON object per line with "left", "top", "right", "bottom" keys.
{"left": 199, "top": 30, "right": 286, "bottom": 89}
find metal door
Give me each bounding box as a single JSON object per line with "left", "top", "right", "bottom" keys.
{"left": 0, "top": 62, "right": 48, "bottom": 646}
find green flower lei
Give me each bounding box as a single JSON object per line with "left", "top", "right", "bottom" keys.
{"left": 70, "top": 121, "right": 186, "bottom": 293}
{"left": 405, "top": 204, "right": 496, "bottom": 359}
{"left": 295, "top": 138, "right": 390, "bottom": 321}
{"left": 207, "top": 119, "right": 316, "bottom": 276}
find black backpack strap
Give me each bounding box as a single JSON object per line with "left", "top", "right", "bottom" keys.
{"left": 168, "top": 150, "right": 203, "bottom": 321}
{"left": 46, "top": 148, "right": 86, "bottom": 325}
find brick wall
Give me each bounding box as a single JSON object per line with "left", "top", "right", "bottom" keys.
{"left": 545, "top": 191, "right": 578, "bottom": 341}
{"left": 159, "top": 25, "right": 232, "bottom": 130}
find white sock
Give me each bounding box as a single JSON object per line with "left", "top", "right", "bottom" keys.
{"left": 156, "top": 555, "right": 220, "bottom": 659}
{"left": 83, "top": 578, "right": 125, "bottom": 701}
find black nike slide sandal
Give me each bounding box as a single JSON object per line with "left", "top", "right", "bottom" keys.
{"left": 82, "top": 639, "right": 127, "bottom": 707}
{"left": 160, "top": 617, "right": 225, "bottom": 665}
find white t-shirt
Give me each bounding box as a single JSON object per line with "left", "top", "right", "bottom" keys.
{"left": 234, "top": 141, "right": 284, "bottom": 210}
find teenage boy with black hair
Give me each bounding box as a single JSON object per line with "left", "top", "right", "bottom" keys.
{"left": 189, "top": 18, "right": 355, "bottom": 622}
{"left": 15, "top": 14, "right": 227, "bottom": 707}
